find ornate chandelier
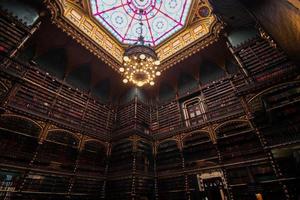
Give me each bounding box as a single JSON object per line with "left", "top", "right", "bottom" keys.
{"left": 119, "top": 10, "right": 161, "bottom": 87}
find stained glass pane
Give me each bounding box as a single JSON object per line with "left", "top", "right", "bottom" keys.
{"left": 90, "top": 0, "right": 192, "bottom": 46}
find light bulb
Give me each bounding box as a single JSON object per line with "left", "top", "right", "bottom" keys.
{"left": 119, "top": 67, "right": 125, "bottom": 72}
{"left": 123, "top": 79, "right": 128, "bottom": 83}
{"left": 137, "top": 82, "right": 143, "bottom": 87}
{"left": 154, "top": 60, "right": 160, "bottom": 65}
{"left": 156, "top": 71, "right": 161, "bottom": 76}
{"left": 150, "top": 81, "right": 155, "bottom": 86}
{"left": 123, "top": 56, "right": 130, "bottom": 62}
{"left": 140, "top": 54, "right": 146, "bottom": 60}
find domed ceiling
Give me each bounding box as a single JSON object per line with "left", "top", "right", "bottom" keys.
{"left": 90, "top": 0, "right": 192, "bottom": 46}
{"left": 45, "top": 0, "right": 224, "bottom": 71}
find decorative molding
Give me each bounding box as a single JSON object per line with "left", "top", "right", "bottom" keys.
{"left": 36, "top": 120, "right": 47, "bottom": 127}
{"left": 45, "top": 0, "right": 223, "bottom": 72}
{"left": 156, "top": 0, "right": 221, "bottom": 63}
{"left": 45, "top": 0, "right": 123, "bottom": 71}
{"left": 47, "top": 128, "right": 82, "bottom": 141}
{"left": 287, "top": 0, "right": 300, "bottom": 10}
{"left": 159, "top": 20, "right": 224, "bottom": 70}
{"left": 214, "top": 119, "right": 249, "bottom": 132}
{"left": 83, "top": 137, "right": 109, "bottom": 149}
{"left": 155, "top": 137, "right": 180, "bottom": 150}
{"left": 48, "top": 124, "right": 58, "bottom": 130}
{"left": 247, "top": 80, "right": 300, "bottom": 104}
{"left": 197, "top": 170, "right": 228, "bottom": 191}
{"left": 0, "top": 113, "right": 43, "bottom": 129}
{"left": 181, "top": 129, "right": 210, "bottom": 141}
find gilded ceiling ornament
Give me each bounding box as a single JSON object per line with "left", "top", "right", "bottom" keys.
{"left": 45, "top": 0, "right": 222, "bottom": 74}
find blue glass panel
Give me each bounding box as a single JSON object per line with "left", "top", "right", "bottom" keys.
{"left": 90, "top": 0, "right": 192, "bottom": 46}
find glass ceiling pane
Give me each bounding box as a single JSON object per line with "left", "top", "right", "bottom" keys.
{"left": 90, "top": 0, "right": 192, "bottom": 46}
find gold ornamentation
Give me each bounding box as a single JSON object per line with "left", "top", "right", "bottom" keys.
{"left": 45, "top": 0, "right": 222, "bottom": 72}
{"left": 121, "top": 45, "right": 161, "bottom": 87}
{"left": 159, "top": 21, "right": 224, "bottom": 70}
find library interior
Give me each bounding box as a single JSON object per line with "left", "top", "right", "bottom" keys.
{"left": 0, "top": 0, "right": 299, "bottom": 199}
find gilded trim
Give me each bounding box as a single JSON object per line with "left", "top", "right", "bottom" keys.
{"left": 45, "top": 0, "right": 223, "bottom": 72}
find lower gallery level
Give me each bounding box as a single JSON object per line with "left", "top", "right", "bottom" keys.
{"left": 0, "top": 0, "right": 299, "bottom": 199}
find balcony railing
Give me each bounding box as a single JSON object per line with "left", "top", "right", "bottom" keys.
{"left": 152, "top": 104, "right": 244, "bottom": 136}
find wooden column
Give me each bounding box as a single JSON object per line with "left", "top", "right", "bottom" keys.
{"left": 102, "top": 142, "right": 111, "bottom": 199}
{"left": 235, "top": 86, "right": 291, "bottom": 199}
{"left": 153, "top": 141, "right": 159, "bottom": 200}
{"left": 19, "top": 122, "right": 51, "bottom": 192}
{"left": 67, "top": 134, "right": 84, "bottom": 197}
{"left": 210, "top": 125, "right": 233, "bottom": 200}
{"left": 179, "top": 135, "right": 191, "bottom": 200}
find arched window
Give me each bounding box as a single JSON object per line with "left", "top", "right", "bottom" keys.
{"left": 182, "top": 97, "right": 206, "bottom": 127}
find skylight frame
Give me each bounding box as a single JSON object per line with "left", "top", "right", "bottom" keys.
{"left": 90, "top": 0, "right": 193, "bottom": 46}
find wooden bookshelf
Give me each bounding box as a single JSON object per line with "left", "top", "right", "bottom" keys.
{"left": 251, "top": 83, "right": 300, "bottom": 147}
{"left": 77, "top": 141, "right": 107, "bottom": 176}
{"left": 136, "top": 140, "right": 154, "bottom": 173}
{"left": 33, "top": 130, "right": 79, "bottom": 172}
{"left": 106, "top": 178, "right": 132, "bottom": 200}
{"left": 134, "top": 176, "right": 154, "bottom": 199}
{"left": 0, "top": 115, "right": 40, "bottom": 166}
{"left": 157, "top": 176, "right": 186, "bottom": 200}
{"left": 109, "top": 139, "right": 133, "bottom": 173}
{"left": 0, "top": 9, "right": 32, "bottom": 55}
{"left": 156, "top": 140, "right": 182, "bottom": 173}
{"left": 115, "top": 100, "right": 136, "bottom": 129}
{"left": 202, "top": 79, "right": 243, "bottom": 121}
{"left": 216, "top": 121, "right": 264, "bottom": 163}
{"left": 3, "top": 58, "right": 113, "bottom": 140}
{"left": 183, "top": 132, "right": 218, "bottom": 169}
{"left": 233, "top": 37, "right": 298, "bottom": 94}
{"left": 72, "top": 177, "right": 104, "bottom": 195}
{"left": 152, "top": 101, "right": 181, "bottom": 134}
{"left": 22, "top": 172, "right": 71, "bottom": 193}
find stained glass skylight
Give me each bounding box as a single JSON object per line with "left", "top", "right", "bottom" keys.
{"left": 90, "top": 0, "right": 192, "bottom": 46}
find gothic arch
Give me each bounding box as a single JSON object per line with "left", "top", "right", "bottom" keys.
{"left": 46, "top": 129, "right": 80, "bottom": 147}
{"left": 0, "top": 114, "right": 42, "bottom": 137}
